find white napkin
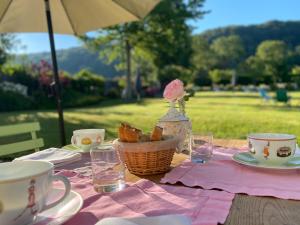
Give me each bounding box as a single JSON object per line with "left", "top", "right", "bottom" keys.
{"left": 95, "top": 215, "right": 191, "bottom": 225}
{"left": 14, "top": 148, "right": 82, "bottom": 167}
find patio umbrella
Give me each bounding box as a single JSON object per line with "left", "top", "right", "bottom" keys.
{"left": 0, "top": 0, "right": 160, "bottom": 146}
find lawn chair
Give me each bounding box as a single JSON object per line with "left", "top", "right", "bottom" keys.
{"left": 258, "top": 88, "right": 272, "bottom": 101}
{"left": 275, "top": 88, "right": 291, "bottom": 104}
{"left": 0, "top": 122, "right": 44, "bottom": 157}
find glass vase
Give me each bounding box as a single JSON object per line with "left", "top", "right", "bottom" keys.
{"left": 158, "top": 101, "right": 192, "bottom": 153}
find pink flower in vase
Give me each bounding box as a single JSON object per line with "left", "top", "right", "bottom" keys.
{"left": 163, "top": 79, "right": 185, "bottom": 102}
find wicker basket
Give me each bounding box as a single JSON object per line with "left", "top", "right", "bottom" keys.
{"left": 113, "top": 136, "right": 179, "bottom": 175}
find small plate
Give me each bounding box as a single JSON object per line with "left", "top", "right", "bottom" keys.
{"left": 31, "top": 188, "right": 83, "bottom": 225}
{"left": 96, "top": 215, "right": 191, "bottom": 225}
{"left": 232, "top": 152, "right": 300, "bottom": 170}
{"left": 62, "top": 144, "right": 86, "bottom": 153}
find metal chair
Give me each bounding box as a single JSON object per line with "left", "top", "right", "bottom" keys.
{"left": 0, "top": 122, "right": 44, "bottom": 157}
{"left": 275, "top": 89, "right": 291, "bottom": 104}
{"left": 258, "top": 88, "right": 272, "bottom": 102}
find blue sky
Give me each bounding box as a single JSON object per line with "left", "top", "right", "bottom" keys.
{"left": 13, "top": 0, "right": 300, "bottom": 54}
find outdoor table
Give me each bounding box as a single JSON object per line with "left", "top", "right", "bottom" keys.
{"left": 60, "top": 139, "right": 300, "bottom": 225}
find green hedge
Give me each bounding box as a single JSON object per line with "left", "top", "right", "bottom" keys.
{"left": 0, "top": 90, "right": 33, "bottom": 111}
{"left": 0, "top": 67, "right": 108, "bottom": 111}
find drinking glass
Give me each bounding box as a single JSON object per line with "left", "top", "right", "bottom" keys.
{"left": 189, "top": 133, "right": 213, "bottom": 163}
{"left": 90, "top": 144, "right": 125, "bottom": 193}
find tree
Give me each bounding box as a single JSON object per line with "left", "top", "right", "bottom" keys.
{"left": 0, "top": 34, "right": 17, "bottom": 66}
{"left": 192, "top": 36, "right": 218, "bottom": 71}
{"left": 82, "top": 0, "right": 207, "bottom": 98}
{"left": 73, "top": 69, "right": 105, "bottom": 95}
{"left": 139, "top": 0, "right": 206, "bottom": 70}
{"left": 256, "top": 40, "right": 290, "bottom": 83}
{"left": 291, "top": 66, "right": 300, "bottom": 76}
{"left": 211, "top": 35, "right": 245, "bottom": 86}
{"left": 158, "top": 64, "right": 192, "bottom": 87}
{"left": 291, "top": 65, "right": 300, "bottom": 86}
{"left": 191, "top": 36, "right": 218, "bottom": 86}
{"left": 209, "top": 69, "right": 233, "bottom": 85}
{"left": 238, "top": 56, "right": 267, "bottom": 84}
{"left": 288, "top": 45, "right": 300, "bottom": 69}
{"left": 197, "top": 21, "right": 300, "bottom": 58}
{"left": 82, "top": 23, "right": 141, "bottom": 100}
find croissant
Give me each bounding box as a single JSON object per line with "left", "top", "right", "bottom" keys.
{"left": 118, "top": 125, "right": 127, "bottom": 142}
{"left": 150, "top": 126, "right": 163, "bottom": 141}
{"left": 124, "top": 127, "right": 142, "bottom": 142}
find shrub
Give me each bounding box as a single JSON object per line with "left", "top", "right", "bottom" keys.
{"left": 209, "top": 69, "right": 233, "bottom": 85}
{"left": 105, "top": 87, "right": 121, "bottom": 99}
{"left": 1, "top": 64, "right": 38, "bottom": 95}
{"left": 73, "top": 69, "right": 105, "bottom": 95}
{"left": 62, "top": 89, "right": 103, "bottom": 108}
{"left": 236, "top": 76, "right": 253, "bottom": 85}
{"left": 291, "top": 66, "right": 300, "bottom": 88}
{"left": 0, "top": 65, "right": 108, "bottom": 111}
{"left": 0, "top": 81, "right": 28, "bottom": 96}
{"left": 193, "top": 69, "right": 212, "bottom": 86}
{"left": 144, "top": 86, "right": 161, "bottom": 97}
{"left": 31, "top": 90, "right": 56, "bottom": 109}
{"left": 0, "top": 89, "right": 33, "bottom": 111}
{"left": 186, "top": 88, "right": 195, "bottom": 98}
{"left": 158, "top": 65, "right": 192, "bottom": 88}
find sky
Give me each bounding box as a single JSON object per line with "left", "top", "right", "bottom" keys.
{"left": 12, "top": 0, "right": 300, "bottom": 54}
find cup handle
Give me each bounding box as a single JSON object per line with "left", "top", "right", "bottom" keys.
{"left": 42, "top": 175, "right": 71, "bottom": 211}
{"left": 71, "top": 135, "right": 76, "bottom": 145}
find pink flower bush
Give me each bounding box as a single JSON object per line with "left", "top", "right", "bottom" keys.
{"left": 163, "top": 79, "right": 185, "bottom": 102}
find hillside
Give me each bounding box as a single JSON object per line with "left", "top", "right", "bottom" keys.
{"left": 13, "top": 20, "right": 300, "bottom": 76}
{"left": 197, "top": 20, "right": 300, "bottom": 56}
{"left": 14, "top": 47, "right": 121, "bottom": 78}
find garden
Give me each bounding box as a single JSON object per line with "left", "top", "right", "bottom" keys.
{"left": 1, "top": 91, "right": 300, "bottom": 150}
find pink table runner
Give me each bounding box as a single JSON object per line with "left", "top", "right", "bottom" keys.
{"left": 55, "top": 171, "right": 234, "bottom": 225}
{"left": 161, "top": 146, "right": 300, "bottom": 200}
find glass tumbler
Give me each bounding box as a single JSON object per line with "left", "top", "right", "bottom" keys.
{"left": 189, "top": 133, "right": 213, "bottom": 163}
{"left": 90, "top": 144, "right": 125, "bottom": 193}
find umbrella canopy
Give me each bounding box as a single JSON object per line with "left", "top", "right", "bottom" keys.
{"left": 0, "top": 0, "right": 160, "bottom": 146}
{"left": 0, "top": 0, "right": 160, "bottom": 34}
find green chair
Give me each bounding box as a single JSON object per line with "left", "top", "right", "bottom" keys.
{"left": 275, "top": 89, "right": 291, "bottom": 103}
{"left": 0, "top": 122, "right": 44, "bottom": 157}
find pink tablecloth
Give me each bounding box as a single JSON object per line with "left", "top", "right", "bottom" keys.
{"left": 56, "top": 170, "right": 234, "bottom": 225}
{"left": 161, "top": 146, "right": 300, "bottom": 200}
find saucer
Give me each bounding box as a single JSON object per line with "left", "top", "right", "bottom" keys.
{"left": 96, "top": 215, "right": 191, "bottom": 225}
{"left": 31, "top": 188, "right": 83, "bottom": 225}
{"left": 62, "top": 144, "right": 85, "bottom": 152}
{"left": 232, "top": 152, "right": 300, "bottom": 169}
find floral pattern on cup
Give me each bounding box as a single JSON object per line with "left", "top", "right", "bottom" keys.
{"left": 248, "top": 133, "right": 296, "bottom": 165}
{"left": 71, "top": 129, "right": 105, "bottom": 152}
{"left": 263, "top": 142, "right": 270, "bottom": 160}
{"left": 0, "top": 161, "right": 71, "bottom": 225}
{"left": 248, "top": 141, "right": 256, "bottom": 154}
{"left": 14, "top": 179, "right": 38, "bottom": 222}
{"left": 96, "top": 135, "right": 102, "bottom": 144}
{"left": 277, "top": 147, "right": 292, "bottom": 157}
{"left": 81, "top": 137, "right": 92, "bottom": 145}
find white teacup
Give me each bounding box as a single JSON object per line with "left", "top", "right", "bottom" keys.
{"left": 248, "top": 133, "right": 297, "bottom": 165}
{"left": 71, "top": 129, "right": 105, "bottom": 152}
{"left": 0, "top": 160, "right": 70, "bottom": 225}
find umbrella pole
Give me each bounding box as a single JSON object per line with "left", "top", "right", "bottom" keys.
{"left": 44, "top": 0, "right": 66, "bottom": 146}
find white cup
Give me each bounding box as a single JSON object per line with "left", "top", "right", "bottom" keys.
{"left": 248, "top": 133, "right": 297, "bottom": 165}
{"left": 71, "top": 129, "right": 105, "bottom": 152}
{"left": 0, "top": 160, "right": 70, "bottom": 225}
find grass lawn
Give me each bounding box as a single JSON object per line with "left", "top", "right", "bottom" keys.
{"left": 1, "top": 91, "right": 300, "bottom": 150}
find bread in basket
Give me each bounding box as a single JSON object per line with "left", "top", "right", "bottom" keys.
{"left": 113, "top": 135, "right": 179, "bottom": 175}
